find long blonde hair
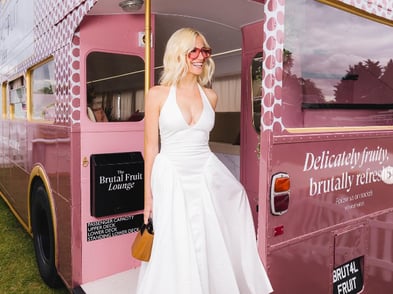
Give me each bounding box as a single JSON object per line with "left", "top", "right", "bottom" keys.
{"left": 159, "top": 28, "right": 215, "bottom": 87}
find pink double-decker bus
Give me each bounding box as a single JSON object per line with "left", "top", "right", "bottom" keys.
{"left": 1, "top": 0, "right": 393, "bottom": 293}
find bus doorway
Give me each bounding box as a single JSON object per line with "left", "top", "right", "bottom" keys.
{"left": 75, "top": 0, "right": 266, "bottom": 290}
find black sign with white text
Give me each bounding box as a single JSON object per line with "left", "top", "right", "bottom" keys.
{"left": 90, "top": 152, "right": 144, "bottom": 217}
{"left": 333, "top": 257, "right": 363, "bottom": 294}
{"left": 87, "top": 214, "right": 143, "bottom": 242}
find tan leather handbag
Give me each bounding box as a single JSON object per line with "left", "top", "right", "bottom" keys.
{"left": 131, "top": 218, "right": 154, "bottom": 261}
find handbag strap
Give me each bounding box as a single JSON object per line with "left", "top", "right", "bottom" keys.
{"left": 141, "top": 218, "right": 154, "bottom": 235}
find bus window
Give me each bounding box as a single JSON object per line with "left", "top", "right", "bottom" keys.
{"left": 9, "top": 77, "right": 26, "bottom": 119}
{"left": 210, "top": 74, "right": 241, "bottom": 145}
{"left": 1, "top": 82, "right": 6, "bottom": 119}
{"left": 30, "top": 59, "right": 56, "bottom": 121}
{"left": 284, "top": 1, "right": 393, "bottom": 128}
{"left": 251, "top": 52, "right": 262, "bottom": 133}
{"left": 86, "top": 52, "right": 145, "bottom": 122}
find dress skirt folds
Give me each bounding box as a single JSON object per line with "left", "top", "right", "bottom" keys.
{"left": 136, "top": 85, "right": 273, "bottom": 294}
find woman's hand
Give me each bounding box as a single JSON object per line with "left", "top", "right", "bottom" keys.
{"left": 143, "top": 193, "right": 153, "bottom": 224}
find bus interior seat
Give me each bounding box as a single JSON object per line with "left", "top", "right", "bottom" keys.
{"left": 87, "top": 107, "right": 96, "bottom": 122}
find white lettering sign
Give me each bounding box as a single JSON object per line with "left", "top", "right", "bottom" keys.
{"left": 333, "top": 259, "right": 363, "bottom": 294}
{"left": 98, "top": 169, "right": 143, "bottom": 192}
{"left": 303, "top": 146, "right": 391, "bottom": 199}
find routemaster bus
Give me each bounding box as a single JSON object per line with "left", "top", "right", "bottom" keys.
{"left": 1, "top": 0, "right": 393, "bottom": 293}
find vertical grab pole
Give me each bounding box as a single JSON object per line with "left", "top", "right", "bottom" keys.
{"left": 143, "top": 0, "right": 152, "bottom": 220}
{"left": 144, "top": 0, "right": 151, "bottom": 92}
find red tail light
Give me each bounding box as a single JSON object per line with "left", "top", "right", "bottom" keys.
{"left": 270, "top": 173, "right": 290, "bottom": 215}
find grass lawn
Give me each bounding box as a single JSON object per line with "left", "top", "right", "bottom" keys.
{"left": 0, "top": 197, "right": 69, "bottom": 293}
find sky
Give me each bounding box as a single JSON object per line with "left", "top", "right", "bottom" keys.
{"left": 0, "top": 0, "right": 34, "bottom": 77}
{"left": 285, "top": 0, "right": 393, "bottom": 101}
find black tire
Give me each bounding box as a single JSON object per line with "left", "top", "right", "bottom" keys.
{"left": 31, "top": 183, "right": 63, "bottom": 288}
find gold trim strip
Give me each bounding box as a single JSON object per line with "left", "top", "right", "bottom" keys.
{"left": 317, "top": 0, "right": 393, "bottom": 27}
{"left": 286, "top": 125, "right": 393, "bottom": 134}
{"left": 28, "top": 165, "right": 58, "bottom": 267}
{"left": 145, "top": 0, "right": 151, "bottom": 93}
{"left": 1, "top": 82, "right": 6, "bottom": 119}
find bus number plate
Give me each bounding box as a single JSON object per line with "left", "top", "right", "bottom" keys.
{"left": 333, "top": 257, "right": 363, "bottom": 294}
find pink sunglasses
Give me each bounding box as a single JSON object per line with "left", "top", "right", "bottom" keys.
{"left": 188, "top": 47, "right": 212, "bottom": 60}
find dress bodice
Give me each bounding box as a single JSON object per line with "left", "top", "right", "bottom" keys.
{"left": 158, "top": 85, "right": 215, "bottom": 158}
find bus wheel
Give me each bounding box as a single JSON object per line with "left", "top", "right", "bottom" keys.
{"left": 31, "top": 183, "right": 63, "bottom": 288}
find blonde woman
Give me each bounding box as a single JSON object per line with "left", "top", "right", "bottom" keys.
{"left": 137, "top": 28, "right": 272, "bottom": 294}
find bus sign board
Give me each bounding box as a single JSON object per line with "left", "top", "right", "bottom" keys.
{"left": 90, "top": 152, "right": 144, "bottom": 217}
{"left": 333, "top": 257, "right": 363, "bottom": 294}
{"left": 87, "top": 214, "right": 143, "bottom": 242}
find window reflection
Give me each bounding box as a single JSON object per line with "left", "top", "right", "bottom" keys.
{"left": 285, "top": 1, "right": 393, "bottom": 106}
{"left": 86, "top": 52, "right": 145, "bottom": 122}
{"left": 251, "top": 52, "right": 263, "bottom": 133}
{"left": 9, "top": 77, "right": 26, "bottom": 119}
{"left": 31, "top": 60, "right": 56, "bottom": 121}
{"left": 283, "top": 0, "right": 393, "bottom": 127}
{"left": 0, "top": 85, "right": 2, "bottom": 118}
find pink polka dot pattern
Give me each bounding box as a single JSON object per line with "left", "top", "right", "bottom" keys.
{"left": 339, "top": 0, "right": 393, "bottom": 19}
{"left": 20, "top": 0, "right": 97, "bottom": 125}
{"left": 261, "top": 0, "right": 285, "bottom": 132}
{"left": 68, "top": 33, "right": 82, "bottom": 125}
{"left": 260, "top": 0, "right": 393, "bottom": 133}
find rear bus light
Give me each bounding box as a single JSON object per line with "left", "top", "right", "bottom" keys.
{"left": 270, "top": 173, "right": 290, "bottom": 215}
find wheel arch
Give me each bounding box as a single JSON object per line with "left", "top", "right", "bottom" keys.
{"left": 28, "top": 164, "right": 58, "bottom": 267}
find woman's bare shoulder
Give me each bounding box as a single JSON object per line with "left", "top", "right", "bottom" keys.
{"left": 148, "top": 85, "right": 170, "bottom": 97}
{"left": 146, "top": 85, "right": 171, "bottom": 106}
{"left": 202, "top": 87, "right": 218, "bottom": 110}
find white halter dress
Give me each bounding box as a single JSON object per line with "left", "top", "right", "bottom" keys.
{"left": 136, "top": 85, "right": 273, "bottom": 294}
